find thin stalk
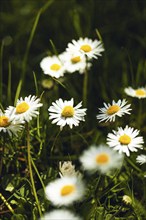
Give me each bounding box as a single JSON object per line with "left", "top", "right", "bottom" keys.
{"left": 14, "top": 10, "right": 41, "bottom": 105}
{"left": 109, "top": 205, "right": 124, "bottom": 220}
{"left": 26, "top": 123, "right": 42, "bottom": 217}
{"left": 94, "top": 174, "right": 102, "bottom": 196}
{"left": 0, "top": 143, "right": 4, "bottom": 176}
{"left": 138, "top": 100, "right": 142, "bottom": 128}
{"left": 0, "top": 193, "right": 14, "bottom": 215}
{"left": 50, "top": 130, "right": 61, "bottom": 154}
{"left": 31, "top": 159, "right": 45, "bottom": 191}
{"left": 0, "top": 134, "right": 6, "bottom": 176}
{"left": 125, "top": 48, "right": 135, "bottom": 86}
{"left": 33, "top": 71, "right": 39, "bottom": 96}
{"left": 50, "top": 39, "right": 58, "bottom": 56}
{"left": 83, "top": 60, "right": 88, "bottom": 106}
{"left": 0, "top": 41, "right": 4, "bottom": 102}
{"left": 126, "top": 157, "right": 142, "bottom": 173}
{"left": 14, "top": 0, "right": 54, "bottom": 105}
{"left": 7, "top": 61, "right": 12, "bottom": 104}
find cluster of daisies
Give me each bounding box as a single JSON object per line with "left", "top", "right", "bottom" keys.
{"left": 0, "top": 95, "right": 43, "bottom": 136}
{"left": 40, "top": 37, "right": 104, "bottom": 78}
{"left": 41, "top": 88, "right": 145, "bottom": 219}
{"left": 1, "top": 37, "right": 146, "bottom": 219}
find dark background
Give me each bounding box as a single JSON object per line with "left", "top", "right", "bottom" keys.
{"left": 1, "top": 0, "right": 146, "bottom": 105}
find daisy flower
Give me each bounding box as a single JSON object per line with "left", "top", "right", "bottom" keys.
{"left": 60, "top": 51, "right": 91, "bottom": 74}
{"left": 66, "top": 37, "right": 104, "bottom": 60}
{"left": 59, "top": 161, "right": 82, "bottom": 178}
{"left": 40, "top": 209, "right": 82, "bottom": 220}
{"left": 0, "top": 109, "right": 24, "bottom": 136}
{"left": 136, "top": 154, "right": 146, "bottom": 165}
{"left": 122, "top": 195, "right": 132, "bottom": 205}
{"left": 79, "top": 144, "right": 123, "bottom": 174}
{"left": 48, "top": 98, "right": 87, "bottom": 130}
{"left": 96, "top": 99, "right": 132, "bottom": 122}
{"left": 107, "top": 126, "right": 144, "bottom": 156}
{"left": 45, "top": 176, "right": 85, "bottom": 206}
{"left": 5, "top": 95, "right": 43, "bottom": 123}
{"left": 124, "top": 86, "right": 146, "bottom": 99}
{"left": 40, "top": 55, "right": 66, "bottom": 78}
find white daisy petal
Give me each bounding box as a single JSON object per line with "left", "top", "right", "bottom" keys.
{"left": 60, "top": 51, "right": 91, "bottom": 74}
{"left": 79, "top": 144, "right": 124, "bottom": 174}
{"left": 5, "top": 95, "right": 43, "bottom": 123}
{"left": 107, "top": 126, "right": 144, "bottom": 156}
{"left": 66, "top": 38, "right": 104, "bottom": 60}
{"left": 48, "top": 98, "right": 87, "bottom": 130}
{"left": 45, "top": 176, "right": 85, "bottom": 206}
{"left": 40, "top": 209, "right": 82, "bottom": 220}
{"left": 40, "top": 55, "right": 66, "bottom": 78}
{"left": 0, "top": 109, "right": 24, "bottom": 137}
{"left": 124, "top": 86, "right": 146, "bottom": 99}
{"left": 97, "top": 99, "right": 132, "bottom": 123}
{"left": 136, "top": 154, "right": 146, "bottom": 165}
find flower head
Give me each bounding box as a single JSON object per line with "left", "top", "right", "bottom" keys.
{"left": 0, "top": 109, "right": 23, "bottom": 136}
{"left": 66, "top": 38, "right": 104, "bottom": 60}
{"left": 45, "top": 176, "right": 85, "bottom": 206}
{"left": 122, "top": 195, "right": 132, "bottom": 205}
{"left": 124, "top": 87, "right": 146, "bottom": 99}
{"left": 60, "top": 51, "right": 91, "bottom": 74}
{"left": 40, "top": 55, "right": 66, "bottom": 78}
{"left": 59, "top": 161, "right": 82, "bottom": 178}
{"left": 107, "top": 126, "right": 144, "bottom": 156}
{"left": 48, "top": 98, "right": 87, "bottom": 130}
{"left": 136, "top": 154, "right": 146, "bottom": 165}
{"left": 40, "top": 209, "right": 82, "bottom": 220}
{"left": 5, "top": 95, "right": 43, "bottom": 123}
{"left": 79, "top": 144, "right": 123, "bottom": 174}
{"left": 96, "top": 99, "right": 131, "bottom": 123}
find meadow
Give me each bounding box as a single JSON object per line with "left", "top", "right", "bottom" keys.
{"left": 0, "top": 0, "right": 146, "bottom": 219}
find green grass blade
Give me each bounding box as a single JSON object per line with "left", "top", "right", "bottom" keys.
{"left": 7, "top": 61, "right": 12, "bottom": 104}
{"left": 0, "top": 41, "right": 4, "bottom": 103}
{"left": 33, "top": 72, "right": 38, "bottom": 96}
{"left": 95, "top": 28, "right": 103, "bottom": 42}
{"left": 49, "top": 39, "right": 59, "bottom": 56}
{"left": 14, "top": 79, "right": 22, "bottom": 105}
{"left": 15, "top": 1, "right": 54, "bottom": 104}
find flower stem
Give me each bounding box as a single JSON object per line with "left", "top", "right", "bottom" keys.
{"left": 31, "top": 159, "right": 45, "bottom": 192}
{"left": 26, "top": 123, "right": 42, "bottom": 217}
{"left": 50, "top": 129, "right": 61, "bottom": 154}
{"left": 138, "top": 100, "right": 142, "bottom": 128}
{"left": 83, "top": 67, "right": 88, "bottom": 106}
{"left": 0, "top": 193, "right": 14, "bottom": 215}
{"left": 126, "top": 157, "right": 142, "bottom": 173}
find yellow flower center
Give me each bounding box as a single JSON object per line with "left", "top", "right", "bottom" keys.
{"left": 119, "top": 134, "right": 131, "bottom": 145}
{"left": 80, "top": 44, "right": 92, "bottom": 52}
{"left": 96, "top": 153, "right": 109, "bottom": 164}
{"left": 16, "top": 102, "right": 29, "bottom": 114}
{"left": 61, "top": 106, "right": 74, "bottom": 118}
{"left": 61, "top": 185, "right": 75, "bottom": 196}
{"left": 0, "top": 116, "right": 10, "bottom": 127}
{"left": 71, "top": 56, "right": 81, "bottom": 63}
{"left": 50, "top": 63, "right": 61, "bottom": 71}
{"left": 135, "top": 89, "right": 146, "bottom": 96}
{"left": 107, "top": 105, "right": 120, "bottom": 115}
